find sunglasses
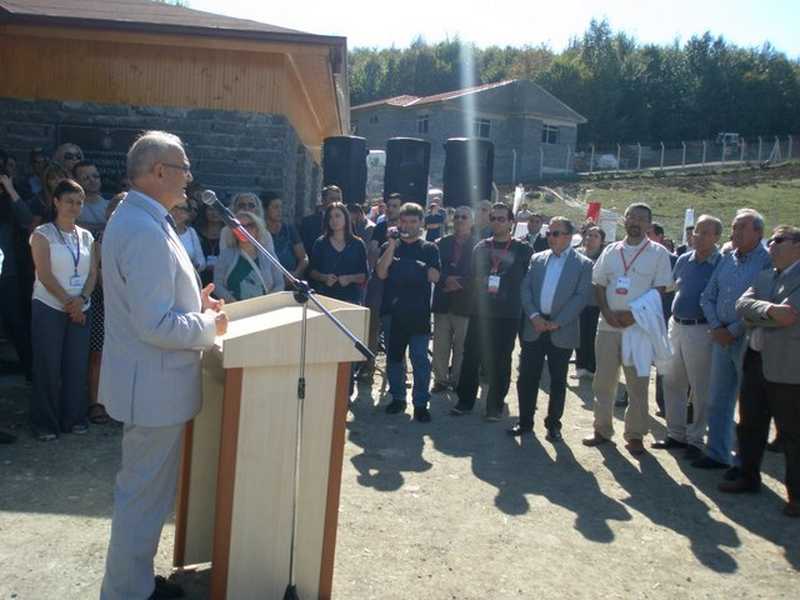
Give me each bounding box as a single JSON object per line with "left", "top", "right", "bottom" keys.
{"left": 547, "top": 230, "right": 569, "bottom": 238}
{"left": 63, "top": 152, "right": 83, "bottom": 161}
{"left": 489, "top": 216, "right": 508, "bottom": 222}
{"left": 768, "top": 236, "right": 798, "bottom": 246}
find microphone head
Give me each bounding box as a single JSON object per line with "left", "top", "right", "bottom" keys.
{"left": 200, "top": 189, "right": 218, "bottom": 206}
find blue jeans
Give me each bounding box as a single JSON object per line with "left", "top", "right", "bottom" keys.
{"left": 383, "top": 315, "right": 431, "bottom": 408}
{"left": 705, "top": 336, "right": 747, "bottom": 464}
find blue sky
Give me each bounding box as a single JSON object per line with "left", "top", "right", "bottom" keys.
{"left": 189, "top": 0, "right": 800, "bottom": 57}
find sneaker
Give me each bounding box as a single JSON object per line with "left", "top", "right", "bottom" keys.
{"left": 414, "top": 407, "right": 432, "bottom": 422}
{"left": 385, "top": 400, "right": 407, "bottom": 415}
{"left": 71, "top": 424, "right": 89, "bottom": 435}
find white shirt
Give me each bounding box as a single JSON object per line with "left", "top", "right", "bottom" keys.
{"left": 540, "top": 247, "right": 571, "bottom": 315}
{"left": 178, "top": 226, "right": 206, "bottom": 271}
{"left": 31, "top": 223, "right": 94, "bottom": 312}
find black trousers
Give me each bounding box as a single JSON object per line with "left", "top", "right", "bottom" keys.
{"left": 0, "top": 276, "right": 33, "bottom": 379}
{"left": 456, "top": 316, "right": 518, "bottom": 415}
{"left": 574, "top": 305, "right": 599, "bottom": 373}
{"left": 516, "top": 333, "right": 572, "bottom": 430}
{"left": 738, "top": 349, "right": 800, "bottom": 501}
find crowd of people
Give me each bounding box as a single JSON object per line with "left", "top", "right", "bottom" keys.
{"left": 0, "top": 140, "right": 798, "bottom": 520}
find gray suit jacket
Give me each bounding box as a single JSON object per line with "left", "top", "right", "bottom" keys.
{"left": 99, "top": 190, "right": 217, "bottom": 427}
{"left": 736, "top": 262, "right": 800, "bottom": 385}
{"left": 520, "top": 248, "right": 593, "bottom": 348}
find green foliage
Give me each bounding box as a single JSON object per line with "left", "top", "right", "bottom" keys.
{"left": 349, "top": 19, "right": 800, "bottom": 143}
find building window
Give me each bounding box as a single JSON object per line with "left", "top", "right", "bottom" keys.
{"left": 369, "top": 114, "right": 379, "bottom": 124}
{"left": 473, "top": 118, "right": 491, "bottom": 139}
{"left": 417, "top": 115, "right": 429, "bottom": 135}
{"left": 542, "top": 124, "right": 559, "bottom": 144}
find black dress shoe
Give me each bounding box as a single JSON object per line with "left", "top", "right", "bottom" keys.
{"left": 684, "top": 445, "right": 703, "bottom": 461}
{"left": 414, "top": 407, "right": 431, "bottom": 422}
{"left": 718, "top": 477, "right": 760, "bottom": 494}
{"left": 506, "top": 423, "right": 533, "bottom": 437}
{"left": 385, "top": 400, "right": 407, "bottom": 415}
{"left": 692, "top": 456, "right": 728, "bottom": 470}
{"left": 149, "top": 576, "right": 184, "bottom": 599}
{"left": 651, "top": 437, "right": 688, "bottom": 450}
{"left": 723, "top": 466, "right": 742, "bottom": 481}
{"left": 546, "top": 428, "right": 562, "bottom": 442}
{"left": 449, "top": 404, "right": 472, "bottom": 416}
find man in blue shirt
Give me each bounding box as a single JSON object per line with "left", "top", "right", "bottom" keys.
{"left": 695, "top": 209, "right": 772, "bottom": 470}
{"left": 652, "top": 215, "right": 722, "bottom": 459}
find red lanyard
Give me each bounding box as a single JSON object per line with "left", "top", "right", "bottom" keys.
{"left": 620, "top": 241, "right": 649, "bottom": 275}
{"left": 489, "top": 237, "right": 512, "bottom": 273}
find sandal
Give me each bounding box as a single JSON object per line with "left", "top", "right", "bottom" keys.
{"left": 88, "top": 403, "right": 111, "bottom": 425}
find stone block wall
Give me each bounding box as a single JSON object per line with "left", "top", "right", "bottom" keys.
{"left": 0, "top": 97, "right": 321, "bottom": 222}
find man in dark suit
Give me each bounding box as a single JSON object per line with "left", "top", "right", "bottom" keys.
{"left": 722, "top": 225, "right": 800, "bottom": 518}
{"left": 510, "top": 216, "right": 593, "bottom": 441}
{"left": 526, "top": 212, "right": 549, "bottom": 253}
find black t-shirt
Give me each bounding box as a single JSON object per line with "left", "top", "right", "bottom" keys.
{"left": 424, "top": 212, "right": 445, "bottom": 241}
{"left": 309, "top": 236, "right": 368, "bottom": 305}
{"left": 470, "top": 238, "right": 533, "bottom": 319}
{"left": 380, "top": 238, "right": 441, "bottom": 333}
{"left": 371, "top": 219, "right": 393, "bottom": 248}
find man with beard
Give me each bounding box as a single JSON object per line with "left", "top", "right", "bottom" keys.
{"left": 583, "top": 203, "right": 674, "bottom": 455}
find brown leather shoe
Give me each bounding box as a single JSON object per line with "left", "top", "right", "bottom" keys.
{"left": 582, "top": 432, "right": 610, "bottom": 447}
{"left": 784, "top": 501, "right": 800, "bottom": 518}
{"left": 718, "top": 478, "right": 760, "bottom": 494}
{"left": 625, "top": 439, "right": 645, "bottom": 455}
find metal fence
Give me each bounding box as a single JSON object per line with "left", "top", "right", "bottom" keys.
{"left": 562, "top": 135, "right": 795, "bottom": 177}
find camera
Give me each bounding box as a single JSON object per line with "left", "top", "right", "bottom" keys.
{"left": 389, "top": 229, "right": 402, "bottom": 240}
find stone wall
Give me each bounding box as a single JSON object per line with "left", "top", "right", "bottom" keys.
{"left": 0, "top": 97, "right": 321, "bottom": 221}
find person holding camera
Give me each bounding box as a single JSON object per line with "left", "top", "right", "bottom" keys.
{"left": 376, "top": 202, "right": 441, "bottom": 422}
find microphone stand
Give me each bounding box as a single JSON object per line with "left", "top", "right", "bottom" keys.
{"left": 202, "top": 193, "right": 375, "bottom": 600}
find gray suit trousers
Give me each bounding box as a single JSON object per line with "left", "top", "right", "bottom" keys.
{"left": 100, "top": 423, "right": 184, "bottom": 600}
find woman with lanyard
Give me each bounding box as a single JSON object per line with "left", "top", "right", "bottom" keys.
{"left": 29, "top": 179, "right": 98, "bottom": 441}
{"left": 213, "top": 211, "right": 284, "bottom": 302}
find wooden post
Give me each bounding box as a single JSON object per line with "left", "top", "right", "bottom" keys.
{"left": 758, "top": 136, "right": 763, "bottom": 162}
{"left": 636, "top": 143, "right": 642, "bottom": 171}
{"left": 702, "top": 141, "right": 707, "bottom": 166}
{"left": 681, "top": 142, "right": 686, "bottom": 167}
{"left": 590, "top": 144, "right": 595, "bottom": 174}
{"left": 740, "top": 140, "right": 746, "bottom": 163}
{"left": 616, "top": 144, "right": 621, "bottom": 172}
{"left": 789, "top": 135, "right": 794, "bottom": 160}
{"left": 659, "top": 142, "right": 665, "bottom": 170}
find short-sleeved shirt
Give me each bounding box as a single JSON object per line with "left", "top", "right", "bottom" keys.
{"left": 424, "top": 212, "right": 445, "bottom": 241}
{"left": 271, "top": 222, "right": 302, "bottom": 273}
{"left": 592, "top": 238, "right": 674, "bottom": 331}
{"left": 309, "top": 236, "right": 368, "bottom": 305}
{"left": 671, "top": 249, "right": 721, "bottom": 321}
{"left": 380, "top": 238, "right": 441, "bottom": 333}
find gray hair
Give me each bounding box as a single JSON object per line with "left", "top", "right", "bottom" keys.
{"left": 549, "top": 215, "right": 575, "bottom": 234}
{"left": 734, "top": 208, "right": 765, "bottom": 232}
{"left": 454, "top": 205, "right": 474, "bottom": 218}
{"left": 231, "top": 192, "right": 264, "bottom": 219}
{"left": 220, "top": 211, "right": 270, "bottom": 249}
{"left": 127, "top": 131, "right": 185, "bottom": 180}
{"left": 695, "top": 214, "right": 723, "bottom": 236}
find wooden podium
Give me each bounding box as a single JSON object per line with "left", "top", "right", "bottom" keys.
{"left": 172, "top": 291, "right": 369, "bottom": 600}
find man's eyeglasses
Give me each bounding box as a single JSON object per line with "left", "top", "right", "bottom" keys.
{"left": 768, "top": 235, "right": 798, "bottom": 246}
{"left": 547, "top": 230, "right": 569, "bottom": 238}
{"left": 162, "top": 162, "right": 192, "bottom": 174}
{"left": 489, "top": 216, "right": 508, "bottom": 222}
{"left": 63, "top": 153, "right": 82, "bottom": 161}
{"left": 453, "top": 214, "right": 471, "bottom": 220}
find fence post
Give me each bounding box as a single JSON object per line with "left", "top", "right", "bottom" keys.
{"left": 789, "top": 135, "right": 794, "bottom": 160}
{"left": 539, "top": 147, "right": 544, "bottom": 179}
{"left": 636, "top": 142, "right": 642, "bottom": 171}
{"left": 722, "top": 139, "right": 727, "bottom": 164}
{"left": 702, "top": 140, "right": 707, "bottom": 166}
{"left": 740, "top": 140, "right": 746, "bottom": 163}
{"left": 590, "top": 144, "right": 595, "bottom": 174}
{"left": 616, "top": 144, "right": 621, "bottom": 172}
{"left": 512, "top": 149, "right": 517, "bottom": 184}
{"left": 565, "top": 145, "right": 571, "bottom": 171}
{"left": 681, "top": 142, "right": 686, "bottom": 167}
{"left": 660, "top": 142, "right": 665, "bottom": 170}
{"left": 758, "top": 136, "right": 763, "bottom": 162}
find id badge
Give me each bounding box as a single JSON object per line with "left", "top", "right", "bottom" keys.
{"left": 615, "top": 276, "right": 631, "bottom": 296}
{"left": 488, "top": 274, "right": 501, "bottom": 294}
{"left": 69, "top": 275, "right": 84, "bottom": 289}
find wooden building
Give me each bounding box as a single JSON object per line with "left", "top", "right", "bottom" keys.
{"left": 0, "top": 0, "right": 349, "bottom": 217}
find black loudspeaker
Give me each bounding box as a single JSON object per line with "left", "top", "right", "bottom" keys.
{"left": 442, "top": 138, "right": 494, "bottom": 207}
{"left": 383, "top": 137, "right": 431, "bottom": 205}
{"left": 322, "top": 136, "right": 367, "bottom": 205}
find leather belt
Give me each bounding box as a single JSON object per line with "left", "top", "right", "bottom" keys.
{"left": 674, "top": 317, "right": 708, "bottom": 326}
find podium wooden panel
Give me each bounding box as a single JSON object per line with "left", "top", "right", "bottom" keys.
{"left": 173, "top": 292, "right": 369, "bottom": 599}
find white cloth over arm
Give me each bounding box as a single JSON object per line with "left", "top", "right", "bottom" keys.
{"left": 622, "top": 289, "right": 673, "bottom": 377}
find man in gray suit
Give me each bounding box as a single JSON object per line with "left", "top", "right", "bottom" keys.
{"left": 509, "top": 216, "right": 593, "bottom": 441}
{"left": 722, "top": 225, "right": 800, "bottom": 518}
{"left": 100, "top": 131, "right": 229, "bottom": 599}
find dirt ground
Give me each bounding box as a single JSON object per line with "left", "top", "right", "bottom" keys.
{"left": 1, "top": 349, "right": 798, "bottom": 599}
